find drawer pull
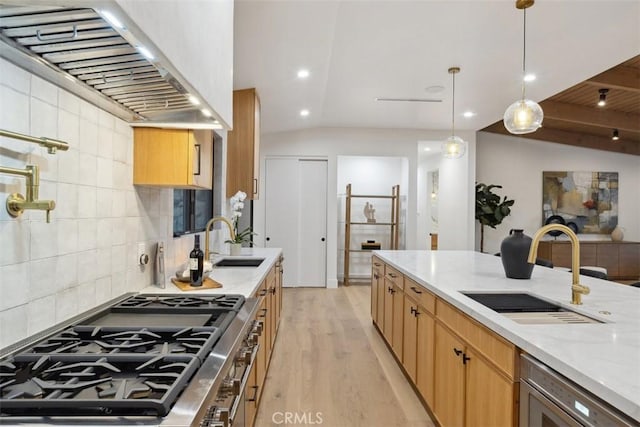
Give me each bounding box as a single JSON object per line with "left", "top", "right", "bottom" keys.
{"left": 463, "top": 353, "right": 471, "bottom": 364}
{"left": 410, "top": 286, "right": 422, "bottom": 294}
{"left": 373, "top": 262, "right": 381, "bottom": 267}
{"left": 388, "top": 273, "right": 397, "bottom": 279}
{"left": 453, "top": 348, "right": 463, "bottom": 357}
{"left": 246, "top": 385, "right": 259, "bottom": 402}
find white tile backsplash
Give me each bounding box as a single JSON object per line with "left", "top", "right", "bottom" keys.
{"left": 27, "top": 295, "right": 56, "bottom": 335}
{"left": 0, "top": 58, "right": 185, "bottom": 348}
{"left": 0, "top": 59, "right": 30, "bottom": 94}
{"left": 0, "top": 262, "right": 29, "bottom": 310}
{"left": 30, "top": 76, "right": 58, "bottom": 106}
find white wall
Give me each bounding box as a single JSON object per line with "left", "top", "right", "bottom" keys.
{"left": 476, "top": 131, "right": 640, "bottom": 255}
{"left": 254, "top": 127, "right": 476, "bottom": 287}
{"left": 0, "top": 58, "right": 223, "bottom": 348}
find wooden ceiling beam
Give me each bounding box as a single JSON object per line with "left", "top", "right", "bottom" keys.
{"left": 584, "top": 66, "right": 640, "bottom": 93}
{"left": 540, "top": 100, "right": 640, "bottom": 132}
{"left": 481, "top": 122, "right": 640, "bottom": 156}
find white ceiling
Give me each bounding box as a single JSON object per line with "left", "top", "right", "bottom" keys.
{"left": 233, "top": 1, "right": 640, "bottom": 135}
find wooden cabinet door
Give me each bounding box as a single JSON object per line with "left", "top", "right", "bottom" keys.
{"left": 434, "top": 323, "right": 465, "bottom": 427}
{"left": 377, "top": 267, "right": 386, "bottom": 328}
{"left": 416, "top": 307, "right": 435, "bottom": 408}
{"left": 465, "top": 348, "right": 516, "bottom": 427}
{"left": 619, "top": 243, "right": 640, "bottom": 279}
{"left": 597, "top": 243, "right": 619, "bottom": 278}
{"left": 383, "top": 279, "right": 394, "bottom": 344}
{"left": 391, "top": 285, "right": 404, "bottom": 361}
{"left": 227, "top": 88, "right": 260, "bottom": 199}
{"left": 133, "top": 127, "right": 212, "bottom": 188}
{"left": 403, "top": 294, "right": 418, "bottom": 382}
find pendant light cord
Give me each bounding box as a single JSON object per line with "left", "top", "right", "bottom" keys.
{"left": 451, "top": 71, "right": 455, "bottom": 136}
{"left": 521, "top": 8, "right": 527, "bottom": 100}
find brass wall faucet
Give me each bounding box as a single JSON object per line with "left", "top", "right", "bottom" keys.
{"left": 527, "top": 223, "right": 590, "bottom": 305}
{"left": 204, "top": 216, "right": 236, "bottom": 259}
{"left": 1, "top": 164, "right": 56, "bottom": 223}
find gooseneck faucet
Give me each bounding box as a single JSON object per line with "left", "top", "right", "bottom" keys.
{"left": 527, "top": 223, "right": 590, "bottom": 305}
{"left": 1, "top": 164, "right": 56, "bottom": 222}
{"left": 204, "top": 216, "right": 236, "bottom": 259}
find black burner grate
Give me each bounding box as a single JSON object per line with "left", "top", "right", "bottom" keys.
{"left": 112, "top": 294, "right": 245, "bottom": 313}
{"left": 0, "top": 354, "right": 199, "bottom": 416}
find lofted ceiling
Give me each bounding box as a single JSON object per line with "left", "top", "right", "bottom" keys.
{"left": 233, "top": 1, "right": 640, "bottom": 155}
{"left": 482, "top": 55, "right": 640, "bottom": 156}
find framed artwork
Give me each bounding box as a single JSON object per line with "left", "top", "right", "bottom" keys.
{"left": 542, "top": 171, "right": 618, "bottom": 234}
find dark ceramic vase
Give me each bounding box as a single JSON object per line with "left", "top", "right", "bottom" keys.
{"left": 500, "top": 229, "right": 534, "bottom": 279}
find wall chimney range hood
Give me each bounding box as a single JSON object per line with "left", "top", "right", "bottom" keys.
{"left": 0, "top": 3, "right": 225, "bottom": 129}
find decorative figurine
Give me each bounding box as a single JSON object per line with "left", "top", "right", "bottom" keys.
{"left": 364, "top": 202, "right": 376, "bottom": 223}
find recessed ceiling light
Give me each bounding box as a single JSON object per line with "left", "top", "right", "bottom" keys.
{"left": 297, "top": 69, "right": 310, "bottom": 79}
{"left": 463, "top": 111, "right": 476, "bottom": 118}
{"left": 424, "top": 147, "right": 431, "bottom": 152}
{"left": 523, "top": 73, "right": 536, "bottom": 82}
{"left": 300, "top": 109, "right": 310, "bottom": 117}
{"left": 188, "top": 95, "right": 200, "bottom": 105}
{"left": 101, "top": 10, "right": 124, "bottom": 29}
{"left": 137, "top": 46, "right": 154, "bottom": 60}
{"left": 425, "top": 85, "right": 445, "bottom": 94}
{"left": 201, "top": 108, "right": 212, "bottom": 117}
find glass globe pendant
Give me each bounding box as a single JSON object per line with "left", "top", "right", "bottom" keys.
{"left": 503, "top": 98, "right": 543, "bottom": 134}
{"left": 442, "top": 67, "right": 466, "bottom": 159}
{"left": 503, "top": 3, "right": 543, "bottom": 134}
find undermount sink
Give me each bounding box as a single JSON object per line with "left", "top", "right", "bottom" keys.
{"left": 214, "top": 257, "right": 265, "bottom": 267}
{"left": 461, "top": 292, "right": 603, "bottom": 324}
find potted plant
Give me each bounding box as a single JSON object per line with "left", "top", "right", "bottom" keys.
{"left": 475, "top": 183, "right": 515, "bottom": 253}
{"left": 226, "top": 190, "right": 255, "bottom": 255}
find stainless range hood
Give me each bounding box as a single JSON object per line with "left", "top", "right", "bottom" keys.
{"left": 0, "top": 3, "right": 224, "bottom": 129}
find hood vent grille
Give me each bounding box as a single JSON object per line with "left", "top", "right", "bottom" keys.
{"left": 0, "top": 5, "right": 216, "bottom": 126}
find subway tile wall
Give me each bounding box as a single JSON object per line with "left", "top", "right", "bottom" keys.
{"left": 0, "top": 58, "right": 203, "bottom": 348}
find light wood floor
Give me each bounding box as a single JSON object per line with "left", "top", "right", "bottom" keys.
{"left": 254, "top": 285, "right": 436, "bottom": 427}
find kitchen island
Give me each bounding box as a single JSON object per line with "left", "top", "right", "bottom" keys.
{"left": 373, "top": 250, "right": 640, "bottom": 424}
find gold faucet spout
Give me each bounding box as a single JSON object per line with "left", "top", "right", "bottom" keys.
{"left": 527, "top": 223, "right": 590, "bottom": 304}
{"left": 204, "top": 216, "right": 236, "bottom": 259}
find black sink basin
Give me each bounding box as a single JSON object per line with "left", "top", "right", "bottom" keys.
{"left": 462, "top": 292, "right": 563, "bottom": 313}
{"left": 214, "top": 258, "right": 265, "bottom": 267}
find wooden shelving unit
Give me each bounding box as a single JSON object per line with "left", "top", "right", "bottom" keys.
{"left": 343, "top": 183, "right": 400, "bottom": 286}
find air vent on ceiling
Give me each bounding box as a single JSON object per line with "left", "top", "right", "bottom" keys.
{"left": 376, "top": 97, "right": 442, "bottom": 103}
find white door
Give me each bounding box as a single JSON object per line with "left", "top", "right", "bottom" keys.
{"left": 265, "top": 158, "right": 327, "bottom": 287}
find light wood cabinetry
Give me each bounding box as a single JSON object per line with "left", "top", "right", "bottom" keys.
{"left": 227, "top": 88, "right": 260, "bottom": 199}
{"left": 372, "top": 258, "right": 518, "bottom": 427}
{"left": 343, "top": 184, "right": 400, "bottom": 286}
{"left": 537, "top": 240, "right": 640, "bottom": 280}
{"left": 249, "top": 259, "right": 284, "bottom": 425}
{"left": 133, "top": 127, "right": 213, "bottom": 188}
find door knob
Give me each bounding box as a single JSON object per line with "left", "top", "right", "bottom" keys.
{"left": 321, "top": 237, "right": 325, "bottom": 241}
{"left": 266, "top": 237, "right": 270, "bottom": 241}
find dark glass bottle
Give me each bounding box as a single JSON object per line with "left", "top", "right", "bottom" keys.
{"left": 189, "top": 235, "right": 204, "bottom": 286}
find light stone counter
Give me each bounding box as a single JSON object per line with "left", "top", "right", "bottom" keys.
{"left": 374, "top": 250, "right": 640, "bottom": 423}
{"left": 140, "top": 248, "right": 282, "bottom": 297}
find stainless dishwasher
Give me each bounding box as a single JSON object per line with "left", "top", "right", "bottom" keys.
{"left": 520, "top": 354, "right": 636, "bottom": 427}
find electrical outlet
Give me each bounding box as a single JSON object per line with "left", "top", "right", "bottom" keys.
{"left": 137, "top": 242, "right": 149, "bottom": 265}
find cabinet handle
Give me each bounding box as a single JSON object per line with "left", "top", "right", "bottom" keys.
{"left": 410, "top": 306, "right": 416, "bottom": 315}
{"left": 388, "top": 273, "right": 397, "bottom": 279}
{"left": 373, "top": 273, "right": 379, "bottom": 279}
{"left": 453, "top": 348, "right": 463, "bottom": 356}
{"left": 193, "top": 144, "right": 201, "bottom": 176}
{"left": 246, "top": 385, "right": 259, "bottom": 402}
{"left": 373, "top": 262, "right": 381, "bottom": 267}
{"left": 258, "top": 308, "right": 268, "bottom": 318}
{"left": 410, "top": 286, "right": 422, "bottom": 294}
{"left": 463, "top": 353, "right": 471, "bottom": 364}
{"left": 253, "top": 178, "right": 258, "bottom": 195}
{"left": 270, "top": 286, "right": 276, "bottom": 295}
{"left": 414, "top": 309, "right": 420, "bottom": 317}
{"left": 259, "top": 289, "right": 268, "bottom": 297}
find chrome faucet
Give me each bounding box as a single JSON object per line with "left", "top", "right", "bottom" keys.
{"left": 1, "top": 164, "right": 56, "bottom": 223}
{"left": 204, "top": 216, "right": 236, "bottom": 259}
{"left": 527, "top": 223, "right": 590, "bottom": 305}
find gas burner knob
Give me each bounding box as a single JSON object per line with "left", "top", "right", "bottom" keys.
{"left": 253, "top": 320, "right": 264, "bottom": 335}
{"left": 201, "top": 406, "right": 229, "bottom": 427}
{"left": 219, "top": 377, "right": 241, "bottom": 396}
{"left": 235, "top": 349, "right": 252, "bottom": 365}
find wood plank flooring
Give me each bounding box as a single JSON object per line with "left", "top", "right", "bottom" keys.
{"left": 254, "top": 285, "right": 436, "bottom": 427}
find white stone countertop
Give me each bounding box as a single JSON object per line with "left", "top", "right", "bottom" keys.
{"left": 140, "top": 248, "right": 282, "bottom": 297}
{"left": 374, "top": 250, "right": 640, "bottom": 422}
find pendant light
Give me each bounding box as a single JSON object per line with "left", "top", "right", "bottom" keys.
{"left": 503, "top": 0, "right": 543, "bottom": 134}
{"left": 442, "top": 67, "right": 466, "bottom": 159}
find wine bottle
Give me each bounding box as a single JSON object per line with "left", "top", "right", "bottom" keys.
{"left": 189, "top": 235, "right": 204, "bottom": 286}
